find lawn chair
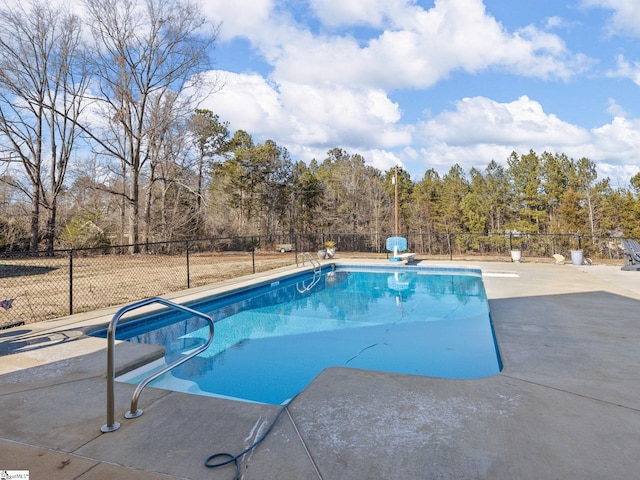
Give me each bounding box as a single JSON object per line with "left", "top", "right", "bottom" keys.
{"left": 621, "top": 239, "right": 640, "bottom": 271}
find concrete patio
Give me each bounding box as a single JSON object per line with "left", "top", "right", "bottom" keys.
{"left": 1, "top": 260, "right": 640, "bottom": 479}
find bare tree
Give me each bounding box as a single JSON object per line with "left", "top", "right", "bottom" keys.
{"left": 81, "top": 0, "right": 218, "bottom": 251}
{"left": 143, "top": 90, "right": 199, "bottom": 242}
{"left": 0, "top": 0, "right": 88, "bottom": 251}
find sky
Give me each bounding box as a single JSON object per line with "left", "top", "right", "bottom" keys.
{"left": 197, "top": 0, "right": 640, "bottom": 187}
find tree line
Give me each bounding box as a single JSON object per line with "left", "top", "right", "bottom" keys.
{"left": 207, "top": 144, "right": 640, "bottom": 244}
{"left": 1, "top": 0, "right": 639, "bottom": 253}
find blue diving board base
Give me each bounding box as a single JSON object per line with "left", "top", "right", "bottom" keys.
{"left": 389, "top": 257, "right": 402, "bottom": 262}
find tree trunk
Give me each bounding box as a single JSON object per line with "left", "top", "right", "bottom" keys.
{"left": 30, "top": 188, "right": 40, "bottom": 252}
{"left": 143, "top": 163, "right": 156, "bottom": 251}
{"left": 128, "top": 172, "right": 139, "bottom": 253}
{"left": 45, "top": 205, "right": 56, "bottom": 252}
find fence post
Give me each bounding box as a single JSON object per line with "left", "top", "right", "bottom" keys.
{"left": 448, "top": 233, "right": 453, "bottom": 261}
{"left": 69, "top": 249, "right": 74, "bottom": 315}
{"left": 252, "top": 237, "right": 256, "bottom": 273}
{"left": 186, "top": 240, "right": 190, "bottom": 289}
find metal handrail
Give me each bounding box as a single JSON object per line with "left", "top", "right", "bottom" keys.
{"left": 101, "top": 297, "right": 214, "bottom": 433}
{"left": 296, "top": 252, "right": 322, "bottom": 292}
{"left": 300, "top": 251, "right": 321, "bottom": 272}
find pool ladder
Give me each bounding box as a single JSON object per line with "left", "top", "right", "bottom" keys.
{"left": 296, "top": 252, "right": 322, "bottom": 292}
{"left": 101, "top": 297, "right": 214, "bottom": 433}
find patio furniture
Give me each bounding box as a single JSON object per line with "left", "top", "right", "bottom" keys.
{"left": 621, "top": 239, "right": 640, "bottom": 271}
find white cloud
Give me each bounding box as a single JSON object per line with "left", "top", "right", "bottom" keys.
{"left": 199, "top": 71, "right": 411, "bottom": 153}
{"left": 400, "top": 95, "right": 639, "bottom": 186}
{"left": 366, "top": 149, "right": 403, "bottom": 172}
{"left": 409, "top": 142, "right": 516, "bottom": 174}
{"left": 607, "top": 54, "right": 640, "bottom": 85}
{"left": 607, "top": 98, "right": 628, "bottom": 117}
{"left": 277, "top": 82, "right": 411, "bottom": 147}
{"left": 282, "top": 0, "right": 587, "bottom": 88}
{"left": 307, "top": 0, "right": 414, "bottom": 28}
{"left": 591, "top": 116, "right": 640, "bottom": 161}
{"left": 597, "top": 163, "right": 639, "bottom": 188}
{"left": 201, "top": 0, "right": 274, "bottom": 42}
{"left": 199, "top": 71, "right": 288, "bottom": 132}
{"left": 204, "top": 0, "right": 589, "bottom": 91}
{"left": 421, "top": 96, "right": 590, "bottom": 147}
{"left": 582, "top": 0, "right": 640, "bottom": 36}
{"left": 544, "top": 16, "right": 565, "bottom": 30}
{"left": 200, "top": 70, "right": 639, "bottom": 186}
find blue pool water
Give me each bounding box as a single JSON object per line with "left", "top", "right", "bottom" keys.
{"left": 98, "top": 265, "right": 502, "bottom": 404}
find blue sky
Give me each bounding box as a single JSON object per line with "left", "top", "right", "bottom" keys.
{"left": 198, "top": 0, "right": 640, "bottom": 187}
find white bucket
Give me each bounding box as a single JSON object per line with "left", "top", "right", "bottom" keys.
{"left": 570, "top": 250, "right": 583, "bottom": 265}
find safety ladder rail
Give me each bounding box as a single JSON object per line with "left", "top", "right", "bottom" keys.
{"left": 101, "top": 297, "right": 214, "bottom": 433}
{"left": 300, "top": 251, "right": 321, "bottom": 272}
{"left": 296, "top": 252, "right": 322, "bottom": 292}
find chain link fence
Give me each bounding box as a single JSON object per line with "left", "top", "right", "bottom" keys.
{"left": 307, "top": 231, "right": 626, "bottom": 261}
{"left": 408, "top": 232, "right": 625, "bottom": 261}
{"left": 0, "top": 232, "right": 628, "bottom": 326}
{"left": 0, "top": 236, "right": 298, "bottom": 326}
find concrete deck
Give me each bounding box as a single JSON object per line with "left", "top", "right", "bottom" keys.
{"left": 1, "top": 260, "right": 640, "bottom": 479}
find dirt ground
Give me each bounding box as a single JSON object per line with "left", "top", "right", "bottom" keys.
{"left": 0, "top": 251, "right": 298, "bottom": 325}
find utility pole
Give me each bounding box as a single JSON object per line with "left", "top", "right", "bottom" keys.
{"left": 394, "top": 165, "right": 399, "bottom": 236}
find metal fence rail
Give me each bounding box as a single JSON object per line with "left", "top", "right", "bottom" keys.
{"left": 0, "top": 232, "right": 628, "bottom": 327}
{"left": 0, "top": 236, "right": 297, "bottom": 326}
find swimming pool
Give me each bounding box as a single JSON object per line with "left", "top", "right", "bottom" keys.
{"left": 98, "top": 265, "right": 502, "bottom": 404}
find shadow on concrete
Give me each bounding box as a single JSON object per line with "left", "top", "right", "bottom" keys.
{"left": 0, "top": 327, "right": 80, "bottom": 357}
